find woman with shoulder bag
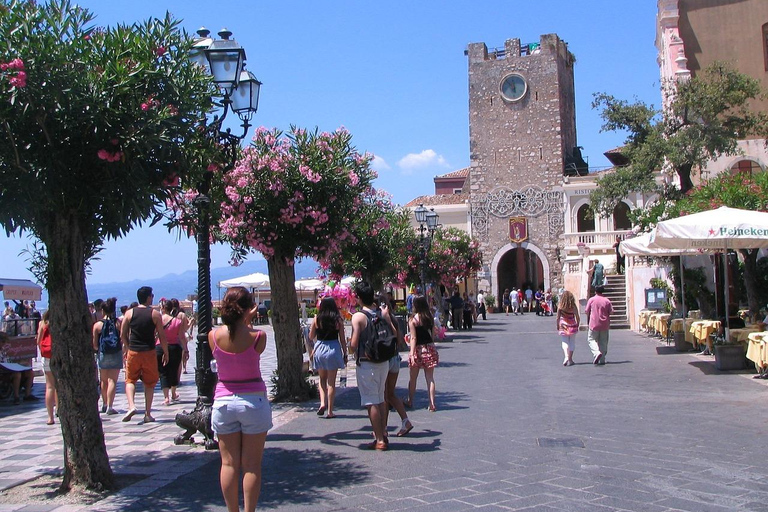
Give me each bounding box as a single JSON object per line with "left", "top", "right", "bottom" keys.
{"left": 406, "top": 296, "right": 439, "bottom": 412}
{"left": 157, "top": 298, "right": 189, "bottom": 406}
{"left": 556, "top": 290, "right": 580, "bottom": 367}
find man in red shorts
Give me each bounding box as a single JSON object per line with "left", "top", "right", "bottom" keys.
{"left": 120, "top": 286, "right": 168, "bottom": 423}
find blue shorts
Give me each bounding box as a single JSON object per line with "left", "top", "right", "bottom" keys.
{"left": 388, "top": 353, "right": 401, "bottom": 374}
{"left": 212, "top": 393, "right": 272, "bottom": 435}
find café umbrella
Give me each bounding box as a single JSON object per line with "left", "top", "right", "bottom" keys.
{"left": 620, "top": 231, "right": 704, "bottom": 318}
{"left": 649, "top": 206, "right": 768, "bottom": 330}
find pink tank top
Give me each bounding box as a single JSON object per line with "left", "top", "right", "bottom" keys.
{"left": 157, "top": 316, "right": 182, "bottom": 346}
{"left": 213, "top": 328, "right": 267, "bottom": 399}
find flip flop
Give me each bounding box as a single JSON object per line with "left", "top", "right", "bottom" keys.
{"left": 325, "top": 413, "right": 336, "bottom": 419}
{"left": 46, "top": 420, "right": 54, "bottom": 426}
{"left": 316, "top": 406, "right": 326, "bottom": 416}
{"left": 396, "top": 422, "right": 413, "bottom": 437}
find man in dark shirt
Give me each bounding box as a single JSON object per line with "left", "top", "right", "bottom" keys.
{"left": 450, "top": 290, "right": 464, "bottom": 330}
{"left": 119, "top": 286, "right": 168, "bottom": 423}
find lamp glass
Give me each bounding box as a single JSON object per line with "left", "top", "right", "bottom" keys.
{"left": 232, "top": 71, "right": 261, "bottom": 113}
{"left": 426, "top": 209, "right": 439, "bottom": 229}
{"left": 414, "top": 204, "right": 427, "bottom": 223}
{"left": 206, "top": 41, "right": 245, "bottom": 86}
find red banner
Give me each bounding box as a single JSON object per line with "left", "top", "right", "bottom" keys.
{"left": 509, "top": 217, "right": 528, "bottom": 243}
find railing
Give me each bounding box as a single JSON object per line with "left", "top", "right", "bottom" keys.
{"left": 564, "top": 230, "right": 632, "bottom": 248}
{"left": 1, "top": 319, "right": 39, "bottom": 337}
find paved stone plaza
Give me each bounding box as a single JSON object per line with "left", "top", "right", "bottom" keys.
{"left": 2, "top": 314, "right": 768, "bottom": 511}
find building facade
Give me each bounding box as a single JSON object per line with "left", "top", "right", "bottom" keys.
{"left": 657, "top": 0, "right": 768, "bottom": 179}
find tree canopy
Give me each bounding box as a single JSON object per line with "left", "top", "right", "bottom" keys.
{"left": 590, "top": 62, "right": 768, "bottom": 219}
{"left": 0, "top": 0, "right": 220, "bottom": 490}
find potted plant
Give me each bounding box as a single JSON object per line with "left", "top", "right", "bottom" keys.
{"left": 484, "top": 294, "right": 496, "bottom": 313}
{"left": 713, "top": 334, "right": 748, "bottom": 371}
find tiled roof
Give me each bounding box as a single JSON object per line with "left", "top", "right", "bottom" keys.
{"left": 435, "top": 167, "right": 469, "bottom": 180}
{"left": 404, "top": 193, "right": 470, "bottom": 208}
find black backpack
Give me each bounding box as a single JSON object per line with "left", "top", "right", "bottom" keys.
{"left": 359, "top": 310, "right": 397, "bottom": 364}
{"left": 99, "top": 318, "right": 121, "bottom": 354}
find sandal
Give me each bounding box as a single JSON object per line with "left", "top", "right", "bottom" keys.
{"left": 402, "top": 398, "right": 412, "bottom": 409}
{"left": 325, "top": 413, "right": 336, "bottom": 419}
{"left": 428, "top": 405, "right": 437, "bottom": 412}
{"left": 316, "top": 406, "right": 326, "bottom": 416}
{"left": 396, "top": 420, "right": 413, "bottom": 437}
{"left": 46, "top": 419, "right": 55, "bottom": 426}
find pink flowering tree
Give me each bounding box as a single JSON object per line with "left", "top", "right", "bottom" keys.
{"left": 427, "top": 227, "right": 483, "bottom": 290}
{"left": 0, "top": 1, "right": 218, "bottom": 491}
{"left": 319, "top": 192, "right": 419, "bottom": 291}
{"left": 205, "top": 126, "right": 377, "bottom": 401}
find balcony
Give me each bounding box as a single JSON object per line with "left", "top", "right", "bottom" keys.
{"left": 564, "top": 230, "right": 632, "bottom": 251}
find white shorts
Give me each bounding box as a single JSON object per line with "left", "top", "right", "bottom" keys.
{"left": 42, "top": 357, "right": 51, "bottom": 373}
{"left": 212, "top": 393, "right": 272, "bottom": 435}
{"left": 357, "top": 360, "right": 388, "bottom": 406}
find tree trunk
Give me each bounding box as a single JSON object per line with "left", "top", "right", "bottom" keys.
{"left": 677, "top": 163, "right": 694, "bottom": 195}
{"left": 267, "top": 258, "right": 312, "bottom": 402}
{"left": 741, "top": 249, "right": 760, "bottom": 320}
{"left": 42, "top": 212, "right": 114, "bottom": 491}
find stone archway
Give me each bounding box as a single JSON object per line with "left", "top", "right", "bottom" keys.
{"left": 491, "top": 242, "right": 551, "bottom": 300}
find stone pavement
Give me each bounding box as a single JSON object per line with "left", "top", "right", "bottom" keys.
{"left": 4, "top": 314, "right": 768, "bottom": 511}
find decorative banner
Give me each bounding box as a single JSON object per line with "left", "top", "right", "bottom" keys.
{"left": 509, "top": 216, "right": 528, "bottom": 243}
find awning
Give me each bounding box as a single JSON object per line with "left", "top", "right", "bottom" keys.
{"left": 0, "top": 279, "right": 42, "bottom": 301}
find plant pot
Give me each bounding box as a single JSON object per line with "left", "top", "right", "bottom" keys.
{"left": 487, "top": 307, "right": 495, "bottom": 314}
{"left": 674, "top": 332, "right": 692, "bottom": 352}
{"left": 714, "top": 344, "right": 747, "bottom": 371}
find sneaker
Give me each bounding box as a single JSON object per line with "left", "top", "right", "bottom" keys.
{"left": 593, "top": 353, "right": 603, "bottom": 365}
{"left": 143, "top": 414, "right": 155, "bottom": 423}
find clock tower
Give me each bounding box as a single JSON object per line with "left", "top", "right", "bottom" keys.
{"left": 466, "top": 34, "right": 577, "bottom": 297}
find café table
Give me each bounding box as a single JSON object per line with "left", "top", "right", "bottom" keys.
{"left": 670, "top": 318, "right": 696, "bottom": 344}
{"left": 650, "top": 313, "right": 672, "bottom": 338}
{"left": 638, "top": 310, "right": 653, "bottom": 332}
{"left": 746, "top": 331, "right": 768, "bottom": 372}
{"left": 728, "top": 326, "right": 761, "bottom": 344}
{"left": 689, "top": 320, "right": 721, "bottom": 348}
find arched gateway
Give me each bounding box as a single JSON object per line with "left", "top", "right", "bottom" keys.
{"left": 491, "top": 242, "right": 551, "bottom": 300}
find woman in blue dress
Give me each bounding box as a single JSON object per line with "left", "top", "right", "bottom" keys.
{"left": 309, "top": 297, "right": 347, "bottom": 418}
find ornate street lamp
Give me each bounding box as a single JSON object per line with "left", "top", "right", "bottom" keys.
{"left": 175, "top": 27, "right": 260, "bottom": 450}
{"left": 413, "top": 204, "right": 439, "bottom": 296}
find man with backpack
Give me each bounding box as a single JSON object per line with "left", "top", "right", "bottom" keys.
{"left": 350, "top": 281, "right": 397, "bottom": 451}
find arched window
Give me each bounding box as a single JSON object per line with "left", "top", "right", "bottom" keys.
{"left": 576, "top": 204, "right": 595, "bottom": 232}
{"left": 613, "top": 202, "right": 632, "bottom": 231}
{"left": 729, "top": 159, "right": 763, "bottom": 176}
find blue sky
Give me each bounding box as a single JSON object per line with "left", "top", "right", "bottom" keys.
{"left": 3, "top": 0, "right": 661, "bottom": 286}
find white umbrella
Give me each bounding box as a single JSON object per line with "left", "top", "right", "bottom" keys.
{"left": 218, "top": 272, "right": 270, "bottom": 290}
{"left": 649, "top": 206, "right": 768, "bottom": 250}
{"left": 620, "top": 231, "right": 703, "bottom": 317}
{"left": 295, "top": 278, "right": 325, "bottom": 291}
{"left": 650, "top": 206, "right": 768, "bottom": 330}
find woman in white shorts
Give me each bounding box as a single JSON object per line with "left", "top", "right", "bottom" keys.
{"left": 209, "top": 287, "right": 272, "bottom": 512}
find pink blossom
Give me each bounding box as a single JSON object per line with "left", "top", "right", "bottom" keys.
{"left": 155, "top": 46, "right": 167, "bottom": 56}
{"left": 7, "top": 58, "right": 24, "bottom": 71}
{"left": 141, "top": 103, "right": 150, "bottom": 111}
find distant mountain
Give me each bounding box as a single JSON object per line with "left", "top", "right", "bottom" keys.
{"left": 86, "top": 259, "right": 320, "bottom": 308}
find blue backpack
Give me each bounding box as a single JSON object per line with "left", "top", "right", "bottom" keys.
{"left": 99, "top": 318, "right": 121, "bottom": 354}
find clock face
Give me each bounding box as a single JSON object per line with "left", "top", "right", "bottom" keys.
{"left": 500, "top": 73, "right": 527, "bottom": 102}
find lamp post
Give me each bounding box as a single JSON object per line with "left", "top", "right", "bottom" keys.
{"left": 175, "top": 27, "right": 260, "bottom": 449}
{"left": 413, "top": 204, "right": 439, "bottom": 296}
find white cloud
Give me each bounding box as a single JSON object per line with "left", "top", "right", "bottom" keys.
{"left": 397, "top": 149, "right": 450, "bottom": 175}
{"left": 370, "top": 154, "right": 391, "bottom": 172}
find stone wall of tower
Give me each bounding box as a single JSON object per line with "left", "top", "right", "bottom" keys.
{"left": 467, "top": 33, "right": 576, "bottom": 292}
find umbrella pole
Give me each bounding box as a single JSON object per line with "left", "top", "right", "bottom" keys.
{"left": 679, "top": 256, "right": 686, "bottom": 318}
{"left": 724, "top": 248, "right": 731, "bottom": 335}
